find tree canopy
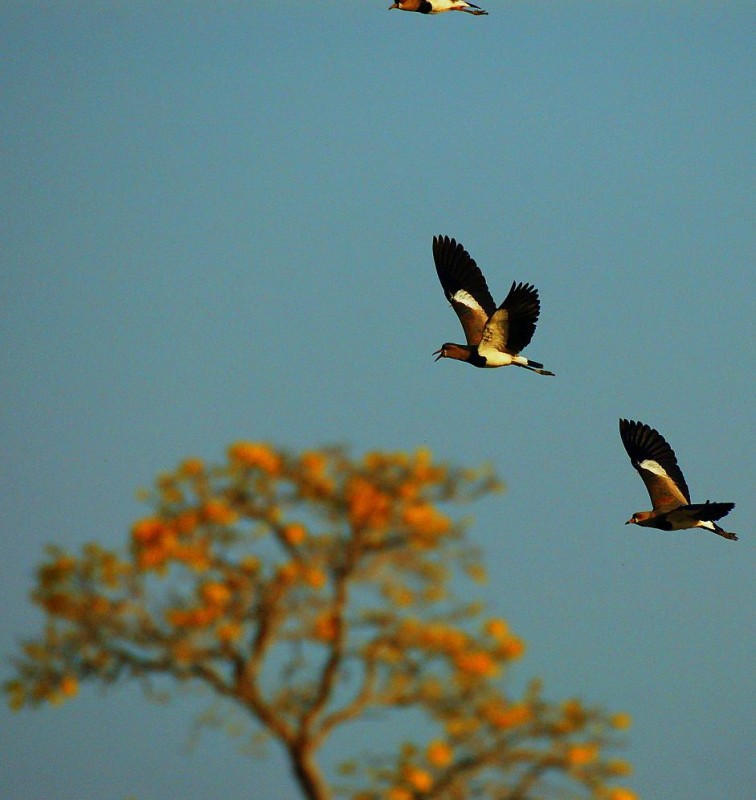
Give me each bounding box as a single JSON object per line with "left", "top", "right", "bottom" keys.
{"left": 5, "top": 443, "right": 635, "bottom": 800}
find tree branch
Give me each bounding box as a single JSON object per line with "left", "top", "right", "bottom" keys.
{"left": 315, "top": 654, "right": 379, "bottom": 745}
{"left": 298, "top": 531, "right": 362, "bottom": 740}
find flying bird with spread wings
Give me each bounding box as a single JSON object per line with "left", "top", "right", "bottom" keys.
{"left": 431, "top": 235, "right": 554, "bottom": 376}
{"left": 619, "top": 419, "right": 738, "bottom": 540}
{"left": 389, "top": 1, "right": 488, "bottom": 16}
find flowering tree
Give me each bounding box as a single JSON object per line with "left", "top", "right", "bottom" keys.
{"left": 5, "top": 443, "right": 635, "bottom": 800}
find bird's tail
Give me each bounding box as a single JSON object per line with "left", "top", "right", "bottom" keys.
{"left": 712, "top": 523, "right": 738, "bottom": 541}
{"left": 517, "top": 358, "right": 555, "bottom": 377}
{"left": 461, "top": 2, "right": 488, "bottom": 13}
{"left": 689, "top": 501, "right": 738, "bottom": 540}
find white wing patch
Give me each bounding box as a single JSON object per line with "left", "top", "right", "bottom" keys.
{"left": 639, "top": 459, "right": 669, "bottom": 478}
{"left": 451, "top": 289, "right": 485, "bottom": 313}
{"left": 431, "top": 0, "right": 472, "bottom": 10}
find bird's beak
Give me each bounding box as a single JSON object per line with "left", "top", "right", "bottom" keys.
{"left": 433, "top": 349, "right": 443, "bottom": 362}
{"left": 388, "top": 2, "right": 398, "bottom": 9}
{"left": 624, "top": 518, "right": 632, "bottom": 525}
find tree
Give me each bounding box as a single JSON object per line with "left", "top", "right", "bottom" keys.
{"left": 5, "top": 443, "right": 635, "bottom": 800}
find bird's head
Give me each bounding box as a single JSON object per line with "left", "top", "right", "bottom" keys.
{"left": 433, "top": 343, "right": 475, "bottom": 363}
{"left": 433, "top": 345, "right": 450, "bottom": 362}
{"left": 625, "top": 511, "right": 651, "bottom": 525}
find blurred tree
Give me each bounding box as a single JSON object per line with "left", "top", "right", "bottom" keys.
{"left": 5, "top": 443, "right": 635, "bottom": 800}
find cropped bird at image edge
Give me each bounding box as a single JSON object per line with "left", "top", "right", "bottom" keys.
{"left": 389, "top": 1, "right": 488, "bottom": 16}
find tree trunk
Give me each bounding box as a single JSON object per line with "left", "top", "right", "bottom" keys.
{"left": 288, "top": 743, "right": 330, "bottom": 800}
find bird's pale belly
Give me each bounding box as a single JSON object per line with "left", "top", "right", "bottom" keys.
{"left": 480, "top": 350, "right": 519, "bottom": 368}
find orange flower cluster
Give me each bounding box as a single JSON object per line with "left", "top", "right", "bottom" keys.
{"left": 97, "top": 552, "right": 131, "bottom": 588}
{"left": 401, "top": 503, "right": 451, "bottom": 545}
{"left": 313, "top": 611, "right": 339, "bottom": 642}
{"left": 165, "top": 580, "right": 241, "bottom": 632}
{"left": 281, "top": 523, "right": 307, "bottom": 546}
{"left": 201, "top": 500, "right": 238, "bottom": 526}
{"left": 483, "top": 617, "right": 509, "bottom": 639}
{"left": 38, "top": 554, "right": 77, "bottom": 585}
{"left": 7, "top": 671, "right": 80, "bottom": 711}
{"left": 174, "top": 509, "right": 200, "bottom": 535}
{"left": 346, "top": 477, "right": 392, "bottom": 531}
{"left": 39, "top": 592, "right": 78, "bottom": 619}
{"left": 410, "top": 447, "right": 448, "bottom": 484}
{"left": 303, "top": 567, "right": 328, "bottom": 589}
{"left": 216, "top": 621, "right": 243, "bottom": 643}
{"left": 227, "top": 441, "right": 281, "bottom": 474}
{"left": 482, "top": 700, "right": 533, "bottom": 730}
{"left": 200, "top": 581, "right": 232, "bottom": 606}
{"left": 54, "top": 674, "right": 79, "bottom": 703}
{"left": 178, "top": 457, "right": 205, "bottom": 478}
{"left": 397, "top": 619, "right": 468, "bottom": 656}
{"left": 425, "top": 739, "right": 453, "bottom": 767}
{"left": 402, "top": 765, "right": 433, "bottom": 791}
{"left": 300, "top": 451, "right": 327, "bottom": 473}
{"left": 611, "top": 712, "right": 633, "bottom": 730}
{"left": 297, "top": 450, "right": 334, "bottom": 498}
{"left": 156, "top": 473, "right": 184, "bottom": 505}
{"left": 363, "top": 450, "right": 408, "bottom": 471}
{"left": 132, "top": 516, "right": 177, "bottom": 570}
{"left": 131, "top": 514, "right": 210, "bottom": 572}
{"left": 566, "top": 742, "right": 600, "bottom": 767}
{"left": 381, "top": 737, "right": 456, "bottom": 798}
{"left": 262, "top": 558, "right": 328, "bottom": 596}
{"left": 494, "top": 635, "right": 526, "bottom": 661}
{"left": 556, "top": 698, "right": 588, "bottom": 733}
{"left": 453, "top": 650, "right": 500, "bottom": 678}
{"left": 604, "top": 789, "right": 639, "bottom": 800}
{"left": 166, "top": 606, "right": 221, "bottom": 628}
{"left": 392, "top": 617, "right": 524, "bottom": 686}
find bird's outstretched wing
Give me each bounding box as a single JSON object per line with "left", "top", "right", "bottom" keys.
{"left": 619, "top": 419, "right": 691, "bottom": 510}
{"left": 433, "top": 235, "right": 496, "bottom": 346}
{"left": 480, "top": 281, "right": 540, "bottom": 355}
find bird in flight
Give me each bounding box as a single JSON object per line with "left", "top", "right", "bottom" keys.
{"left": 618, "top": 419, "right": 738, "bottom": 540}
{"left": 389, "top": 1, "right": 488, "bottom": 15}
{"left": 431, "top": 235, "right": 554, "bottom": 375}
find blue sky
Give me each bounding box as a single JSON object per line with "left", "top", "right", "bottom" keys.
{"left": 1, "top": 3, "right": 753, "bottom": 798}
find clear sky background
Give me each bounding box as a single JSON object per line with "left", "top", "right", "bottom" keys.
{"left": 1, "top": 3, "right": 753, "bottom": 799}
